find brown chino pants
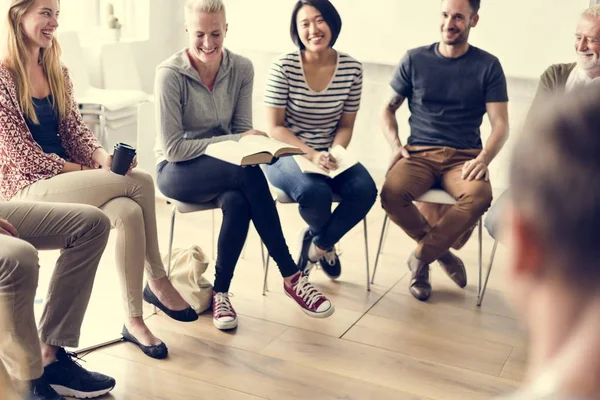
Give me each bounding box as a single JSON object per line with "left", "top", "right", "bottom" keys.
{"left": 381, "top": 146, "right": 492, "bottom": 264}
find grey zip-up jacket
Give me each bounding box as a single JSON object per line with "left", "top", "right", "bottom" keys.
{"left": 154, "top": 48, "right": 254, "bottom": 164}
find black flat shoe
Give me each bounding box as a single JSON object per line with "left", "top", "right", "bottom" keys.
{"left": 121, "top": 325, "right": 168, "bottom": 359}
{"left": 143, "top": 284, "right": 198, "bottom": 322}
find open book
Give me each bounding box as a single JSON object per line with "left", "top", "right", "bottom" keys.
{"left": 205, "top": 135, "right": 304, "bottom": 166}
{"left": 293, "top": 145, "right": 358, "bottom": 178}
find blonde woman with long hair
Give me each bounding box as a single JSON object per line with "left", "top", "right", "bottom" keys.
{"left": 0, "top": 0, "right": 197, "bottom": 361}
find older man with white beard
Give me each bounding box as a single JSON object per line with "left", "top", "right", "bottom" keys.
{"left": 531, "top": 5, "right": 600, "bottom": 99}
{"left": 483, "top": 4, "right": 600, "bottom": 242}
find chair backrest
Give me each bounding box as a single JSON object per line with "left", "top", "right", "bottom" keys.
{"left": 100, "top": 43, "right": 144, "bottom": 92}
{"left": 56, "top": 31, "right": 91, "bottom": 97}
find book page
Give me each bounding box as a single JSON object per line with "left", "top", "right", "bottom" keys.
{"left": 205, "top": 140, "right": 247, "bottom": 165}
{"left": 292, "top": 146, "right": 358, "bottom": 178}
{"left": 240, "top": 135, "right": 303, "bottom": 157}
{"left": 292, "top": 155, "right": 330, "bottom": 177}
{"left": 328, "top": 146, "right": 359, "bottom": 178}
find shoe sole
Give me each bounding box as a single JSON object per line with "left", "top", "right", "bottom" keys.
{"left": 52, "top": 384, "right": 115, "bottom": 399}
{"left": 409, "top": 287, "right": 431, "bottom": 302}
{"left": 143, "top": 287, "right": 199, "bottom": 322}
{"left": 213, "top": 318, "right": 238, "bottom": 330}
{"left": 437, "top": 261, "right": 467, "bottom": 288}
{"left": 285, "top": 291, "right": 335, "bottom": 318}
{"left": 295, "top": 227, "right": 308, "bottom": 264}
{"left": 296, "top": 227, "right": 315, "bottom": 276}
{"left": 320, "top": 264, "right": 341, "bottom": 280}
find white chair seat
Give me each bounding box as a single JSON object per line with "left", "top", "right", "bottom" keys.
{"left": 172, "top": 200, "right": 219, "bottom": 214}
{"left": 416, "top": 189, "right": 456, "bottom": 205}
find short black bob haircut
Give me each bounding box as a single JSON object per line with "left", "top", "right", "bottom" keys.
{"left": 289, "top": 0, "right": 342, "bottom": 50}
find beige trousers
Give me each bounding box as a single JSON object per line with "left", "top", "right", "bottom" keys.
{"left": 0, "top": 201, "right": 110, "bottom": 380}
{"left": 12, "top": 169, "right": 167, "bottom": 317}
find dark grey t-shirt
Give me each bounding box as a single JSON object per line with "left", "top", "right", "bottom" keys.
{"left": 390, "top": 43, "right": 508, "bottom": 149}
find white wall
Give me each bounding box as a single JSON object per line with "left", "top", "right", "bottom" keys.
{"left": 81, "top": 0, "right": 590, "bottom": 93}
{"left": 74, "top": 0, "right": 587, "bottom": 191}
{"left": 81, "top": 0, "right": 187, "bottom": 93}
{"left": 225, "top": 0, "right": 589, "bottom": 79}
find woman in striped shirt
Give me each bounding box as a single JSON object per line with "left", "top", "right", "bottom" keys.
{"left": 264, "top": 0, "right": 377, "bottom": 279}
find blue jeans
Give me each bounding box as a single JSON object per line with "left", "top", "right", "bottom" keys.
{"left": 263, "top": 157, "right": 377, "bottom": 250}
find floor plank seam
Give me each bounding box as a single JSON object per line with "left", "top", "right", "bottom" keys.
{"left": 338, "top": 274, "right": 405, "bottom": 339}
{"left": 258, "top": 326, "right": 291, "bottom": 354}
{"left": 94, "top": 347, "right": 270, "bottom": 399}
{"left": 499, "top": 346, "right": 516, "bottom": 378}
{"left": 339, "top": 334, "right": 516, "bottom": 383}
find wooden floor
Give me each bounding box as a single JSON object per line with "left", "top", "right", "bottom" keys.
{"left": 35, "top": 192, "right": 526, "bottom": 400}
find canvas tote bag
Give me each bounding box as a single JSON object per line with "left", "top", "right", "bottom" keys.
{"left": 163, "top": 245, "right": 213, "bottom": 314}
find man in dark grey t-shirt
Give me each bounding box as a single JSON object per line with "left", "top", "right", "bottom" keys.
{"left": 380, "top": 0, "right": 510, "bottom": 302}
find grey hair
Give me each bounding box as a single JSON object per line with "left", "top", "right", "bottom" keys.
{"left": 582, "top": 4, "right": 600, "bottom": 19}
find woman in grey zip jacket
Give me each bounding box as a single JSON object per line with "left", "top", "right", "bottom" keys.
{"left": 155, "top": 0, "right": 335, "bottom": 331}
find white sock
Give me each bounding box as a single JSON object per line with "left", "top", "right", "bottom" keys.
{"left": 308, "top": 242, "right": 321, "bottom": 262}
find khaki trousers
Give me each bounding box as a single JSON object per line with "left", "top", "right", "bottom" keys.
{"left": 12, "top": 169, "right": 167, "bottom": 317}
{"left": 0, "top": 201, "right": 110, "bottom": 380}
{"left": 381, "top": 146, "right": 493, "bottom": 264}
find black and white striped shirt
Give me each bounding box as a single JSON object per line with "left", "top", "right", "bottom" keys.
{"left": 264, "top": 51, "right": 363, "bottom": 149}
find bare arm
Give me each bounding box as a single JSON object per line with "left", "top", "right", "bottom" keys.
{"left": 479, "top": 102, "right": 510, "bottom": 165}
{"left": 266, "top": 106, "right": 316, "bottom": 159}
{"left": 381, "top": 93, "right": 406, "bottom": 148}
{"left": 91, "top": 147, "right": 111, "bottom": 168}
{"left": 0, "top": 218, "right": 19, "bottom": 237}
{"left": 462, "top": 101, "right": 510, "bottom": 180}
{"left": 381, "top": 92, "right": 410, "bottom": 170}
{"left": 331, "top": 112, "right": 357, "bottom": 149}
{"left": 266, "top": 107, "right": 335, "bottom": 171}
{"left": 60, "top": 161, "right": 92, "bottom": 173}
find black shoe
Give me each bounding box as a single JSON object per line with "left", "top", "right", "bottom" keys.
{"left": 44, "top": 348, "right": 115, "bottom": 399}
{"left": 28, "top": 375, "right": 65, "bottom": 400}
{"left": 143, "top": 284, "right": 198, "bottom": 322}
{"left": 121, "top": 325, "right": 168, "bottom": 359}
{"left": 296, "top": 227, "right": 315, "bottom": 276}
{"left": 318, "top": 247, "right": 341, "bottom": 279}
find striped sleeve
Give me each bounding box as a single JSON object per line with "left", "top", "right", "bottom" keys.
{"left": 343, "top": 63, "right": 363, "bottom": 113}
{"left": 264, "top": 58, "right": 289, "bottom": 108}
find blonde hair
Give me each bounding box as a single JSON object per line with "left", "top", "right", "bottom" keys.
{"left": 185, "top": 0, "right": 226, "bottom": 20}
{"left": 0, "top": 0, "right": 69, "bottom": 124}
{"left": 583, "top": 4, "right": 600, "bottom": 19}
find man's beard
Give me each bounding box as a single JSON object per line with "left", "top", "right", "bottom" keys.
{"left": 442, "top": 28, "right": 468, "bottom": 45}
{"left": 577, "top": 53, "right": 599, "bottom": 72}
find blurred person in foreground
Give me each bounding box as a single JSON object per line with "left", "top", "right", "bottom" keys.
{"left": 500, "top": 83, "right": 600, "bottom": 399}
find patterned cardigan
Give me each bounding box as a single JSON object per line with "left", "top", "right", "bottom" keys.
{"left": 0, "top": 64, "right": 101, "bottom": 200}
